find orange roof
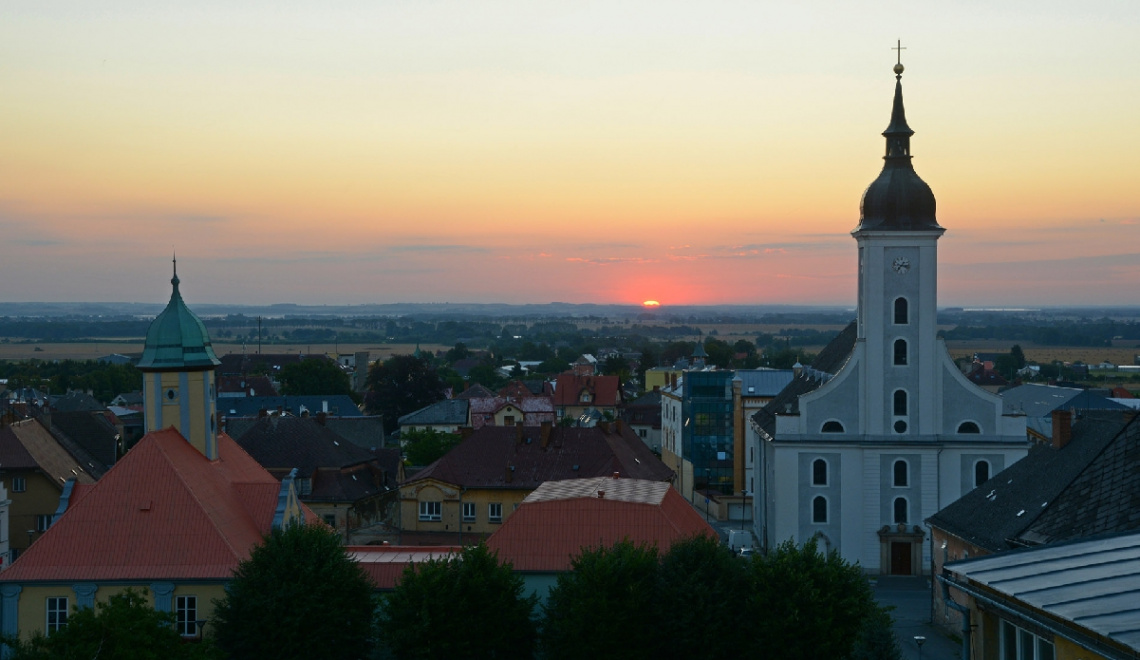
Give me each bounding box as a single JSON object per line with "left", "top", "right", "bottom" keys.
{"left": 485, "top": 478, "right": 715, "bottom": 572}
{"left": 348, "top": 545, "right": 460, "bottom": 590}
{"left": 1, "top": 428, "right": 316, "bottom": 582}
{"left": 551, "top": 373, "right": 621, "bottom": 407}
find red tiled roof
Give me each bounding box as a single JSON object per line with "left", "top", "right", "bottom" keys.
{"left": 405, "top": 423, "right": 673, "bottom": 490}
{"left": 486, "top": 478, "right": 714, "bottom": 572}
{"left": 1, "top": 428, "right": 316, "bottom": 582}
{"left": 552, "top": 373, "right": 621, "bottom": 407}
{"left": 348, "top": 545, "right": 460, "bottom": 590}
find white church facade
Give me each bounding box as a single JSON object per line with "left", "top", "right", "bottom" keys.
{"left": 750, "top": 61, "right": 1028, "bottom": 575}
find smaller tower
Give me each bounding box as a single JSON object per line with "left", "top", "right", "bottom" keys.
{"left": 137, "top": 258, "right": 222, "bottom": 459}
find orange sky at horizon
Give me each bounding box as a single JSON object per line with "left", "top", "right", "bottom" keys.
{"left": 2, "top": 1, "right": 1138, "bottom": 308}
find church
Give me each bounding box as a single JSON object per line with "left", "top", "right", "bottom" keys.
{"left": 749, "top": 60, "right": 1028, "bottom": 576}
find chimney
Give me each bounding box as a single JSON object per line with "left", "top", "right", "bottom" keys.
{"left": 597, "top": 490, "right": 605, "bottom": 499}
{"left": 505, "top": 465, "right": 514, "bottom": 483}
{"left": 515, "top": 421, "right": 524, "bottom": 443}
{"left": 599, "top": 421, "right": 610, "bottom": 434}
{"left": 612, "top": 471, "right": 620, "bottom": 479}
{"left": 614, "top": 419, "right": 623, "bottom": 434}
{"left": 316, "top": 411, "right": 327, "bottom": 426}
{"left": 1052, "top": 409, "right": 1072, "bottom": 449}
{"left": 322, "top": 400, "right": 329, "bottom": 413}
{"left": 258, "top": 408, "right": 269, "bottom": 418}
{"left": 540, "top": 420, "right": 552, "bottom": 448}
{"left": 652, "top": 385, "right": 659, "bottom": 392}
{"left": 460, "top": 426, "right": 473, "bottom": 439}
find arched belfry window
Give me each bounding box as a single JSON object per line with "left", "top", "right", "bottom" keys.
{"left": 893, "top": 390, "right": 908, "bottom": 417}
{"left": 894, "top": 339, "right": 908, "bottom": 365}
{"left": 974, "top": 460, "right": 991, "bottom": 488}
{"left": 812, "top": 459, "right": 828, "bottom": 486}
{"left": 958, "top": 421, "right": 980, "bottom": 434}
{"left": 893, "top": 459, "right": 908, "bottom": 487}
{"left": 894, "top": 297, "right": 909, "bottom": 325}
{"left": 812, "top": 496, "right": 828, "bottom": 524}
{"left": 893, "top": 497, "right": 908, "bottom": 524}
{"left": 821, "top": 421, "right": 844, "bottom": 433}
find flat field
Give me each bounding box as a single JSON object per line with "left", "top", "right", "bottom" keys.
{"left": 0, "top": 341, "right": 451, "bottom": 363}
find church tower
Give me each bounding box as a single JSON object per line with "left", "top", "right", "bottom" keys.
{"left": 137, "top": 259, "right": 222, "bottom": 459}
{"left": 853, "top": 59, "right": 944, "bottom": 437}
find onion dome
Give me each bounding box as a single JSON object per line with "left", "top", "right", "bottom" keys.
{"left": 137, "top": 259, "right": 221, "bottom": 371}
{"left": 856, "top": 62, "right": 941, "bottom": 233}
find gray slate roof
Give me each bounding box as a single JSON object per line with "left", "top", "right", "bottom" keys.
{"left": 1001, "top": 383, "right": 1129, "bottom": 417}
{"left": 735, "top": 369, "right": 796, "bottom": 398}
{"left": 219, "top": 395, "right": 362, "bottom": 418}
{"left": 398, "top": 399, "right": 468, "bottom": 426}
{"left": 929, "top": 411, "right": 1140, "bottom": 552}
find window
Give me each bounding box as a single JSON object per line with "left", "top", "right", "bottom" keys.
{"left": 958, "top": 421, "right": 980, "bottom": 434}
{"left": 639, "top": 429, "right": 647, "bottom": 438}
{"left": 893, "top": 390, "right": 908, "bottom": 417}
{"left": 894, "top": 297, "right": 909, "bottom": 325}
{"left": 36, "top": 514, "right": 53, "bottom": 532}
{"left": 488, "top": 503, "right": 503, "bottom": 524}
{"left": 894, "top": 420, "right": 908, "bottom": 433}
{"left": 462, "top": 502, "right": 476, "bottom": 523}
{"left": 821, "top": 421, "right": 844, "bottom": 433}
{"left": 974, "top": 460, "right": 991, "bottom": 488}
{"left": 175, "top": 596, "right": 197, "bottom": 637}
{"left": 893, "top": 460, "right": 909, "bottom": 487}
{"left": 1000, "top": 620, "right": 1055, "bottom": 660}
{"left": 812, "top": 459, "right": 828, "bottom": 486}
{"left": 894, "top": 339, "right": 908, "bottom": 365}
{"left": 418, "top": 501, "right": 442, "bottom": 522}
{"left": 46, "top": 597, "right": 68, "bottom": 633}
{"left": 12, "top": 477, "right": 25, "bottom": 493}
{"left": 812, "top": 496, "right": 828, "bottom": 524}
{"left": 503, "top": 415, "right": 515, "bottom": 426}
{"left": 893, "top": 497, "right": 908, "bottom": 524}
{"left": 323, "top": 514, "right": 337, "bottom": 527}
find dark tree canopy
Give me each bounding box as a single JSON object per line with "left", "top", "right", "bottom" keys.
{"left": 364, "top": 354, "right": 446, "bottom": 430}
{"left": 278, "top": 357, "right": 357, "bottom": 401}
{"left": 377, "top": 544, "right": 537, "bottom": 660}
{"left": 657, "top": 535, "right": 749, "bottom": 659}
{"left": 401, "top": 428, "right": 462, "bottom": 466}
{"left": 6, "top": 588, "right": 217, "bottom": 660}
{"left": 211, "top": 523, "right": 375, "bottom": 660}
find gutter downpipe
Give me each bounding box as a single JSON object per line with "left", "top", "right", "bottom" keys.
{"left": 937, "top": 574, "right": 972, "bottom": 660}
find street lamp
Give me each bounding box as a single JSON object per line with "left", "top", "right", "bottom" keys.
{"left": 914, "top": 635, "right": 925, "bottom": 660}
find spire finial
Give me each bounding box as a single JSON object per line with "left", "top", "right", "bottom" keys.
{"left": 171, "top": 250, "right": 180, "bottom": 288}
{"left": 892, "top": 40, "right": 906, "bottom": 77}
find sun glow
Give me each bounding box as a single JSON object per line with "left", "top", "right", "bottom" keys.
{"left": 642, "top": 300, "right": 661, "bottom": 307}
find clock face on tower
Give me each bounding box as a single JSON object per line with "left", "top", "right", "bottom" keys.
{"left": 892, "top": 257, "right": 911, "bottom": 274}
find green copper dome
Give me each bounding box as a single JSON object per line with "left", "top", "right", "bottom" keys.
{"left": 137, "top": 262, "right": 220, "bottom": 371}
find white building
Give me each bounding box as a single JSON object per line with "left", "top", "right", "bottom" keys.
{"left": 750, "top": 62, "right": 1028, "bottom": 576}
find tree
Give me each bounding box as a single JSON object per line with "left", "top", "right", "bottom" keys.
{"left": 747, "top": 537, "right": 884, "bottom": 659}
{"left": 5, "top": 588, "right": 217, "bottom": 660}
{"left": 657, "top": 535, "right": 749, "bottom": 659}
{"left": 601, "top": 355, "right": 630, "bottom": 382}
{"left": 540, "top": 541, "right": 663, "bottom": 660}
{"left": 364, "top": 355, "right": 446, "bottom": 431}
{"left": 211, "top": 523, "right": 375, "bottom": 660}
{"left": 377, "top": 544, "right": 537, "bottom": 659}
{"left": 444, "top": 342, "right": 470, "bottom": 363}
{"left": 402, "top": 428, "right": 462, "bottom": 466}
{"left": 279, "top": 357, "right": 357, "bottom": 401}
{"left": 848, "top": 608, "right": 903, "bottom": 660}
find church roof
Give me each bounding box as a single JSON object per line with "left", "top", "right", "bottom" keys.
{"left": 0, "top": 428, "right": 316, "bottom": 582}
{"left": 751, "top": 322, "right": 857, "bottom": 438}
{"left": 137, "top": 262, "right": 220, "bottom": 371}
{"left": 855, "top": 64, "right": 941, "bottom": 234}
{"left": 928, "top": 411, "right": 1139, "bottom": 553}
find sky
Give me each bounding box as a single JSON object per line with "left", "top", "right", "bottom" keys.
{"left": 2, "top": 1, "right": 1138, "bottom": 308}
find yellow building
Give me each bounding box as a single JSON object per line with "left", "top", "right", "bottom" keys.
{"left": 0, "top": 264, "right": 313, "bottom": 642}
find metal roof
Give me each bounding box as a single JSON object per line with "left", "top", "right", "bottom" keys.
{"left": 137, "top": 266, "right": 220, "bottom": 371}
{"left": 734, "top": 369, "right": 795, "bottom": 397}
{"left": 945, "top": 531, "right": 1140, "bottom": 655}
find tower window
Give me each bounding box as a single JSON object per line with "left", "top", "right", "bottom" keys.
{"left": 893, "top": 339, "right": 908, "bottom": 365}
{"left": 894, "top": 420, "right": 908, "bottom": 434}
{"left": 812, "top": 496, "right": 828, "bottom": 524}
{"left": 893, "top": 390, "right": 908, "bottom": 417}
{"left": 894, "top": 297, "right": 909, "bottom": 325}
{"left": 893, "top": 459, "right": 909, "bottom": 487}
{"left": 812, "top": 458, "right": 828, "bottom": 486}
{"left": 974, "top": 460, "right": 991, "bottom": 488}
{"left": 893, "top": 497, "right": 908, "bottom": 524}
{"left": 958, "top": 421, "right": 980, "bottom": 434}
{"left": 821, "top": 421, "right": 844, "bottom": 433}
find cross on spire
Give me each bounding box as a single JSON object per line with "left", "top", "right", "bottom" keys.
{"left": 892, "top": 40, "right": 906, "bottom": 66}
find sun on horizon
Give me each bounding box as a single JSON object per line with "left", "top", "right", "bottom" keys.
{"left": 642, "top": 300, "right": 661, "bottom": 307}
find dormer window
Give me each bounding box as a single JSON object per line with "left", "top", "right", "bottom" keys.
{"left": 580, "top": 391, "right": 592, "bottom": 403}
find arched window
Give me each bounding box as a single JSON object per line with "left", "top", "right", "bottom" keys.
{"left": 812, "top": 496, "right": 828, "bottom": 524}
{"left": 821, "top": 421, "right": 844, "bottom": 433}
{"left": 974, "top": 460, "right": 991, "bottom": 488}
{"left": 958, "top": 421, "right": 980, "bottom": 434}
{"left": 812, "top": 458, "right": 828, "bottom": 486}
{"left": 894, "top": 297, "right": 909, "bottom": 325}
{"left": 893, "top": 497, "right": 908, "bottom": 524}
{"left": 894, "top": 339, "right": 908, "bottom": 365}
{"left": 893, "top": 390, "right": 907, "bottom": 417}
{"left": 893, "top": 459, "right": 908, "bottom": 487}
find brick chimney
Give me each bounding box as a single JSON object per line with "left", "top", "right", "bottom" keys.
{"left": 505, "top": 465, "right": 514, "bottom": 483}
{"left": 540, "top": 420, "right": 552, "bottom": 448}
{"left": 1052, "top": 409, "right": 1072, "bottom": 449}
{"left": 316, "top": 411, "right": 327, "bottom": 426}
{"left": 515, "top": 420, "right": 524, "bottom": 443}
{"left": 599, "top": 421, "right": 610, "bottom": 434}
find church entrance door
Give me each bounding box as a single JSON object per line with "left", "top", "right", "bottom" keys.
{"left": 890, "top": 542, "right": 912, "bottom": 575}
